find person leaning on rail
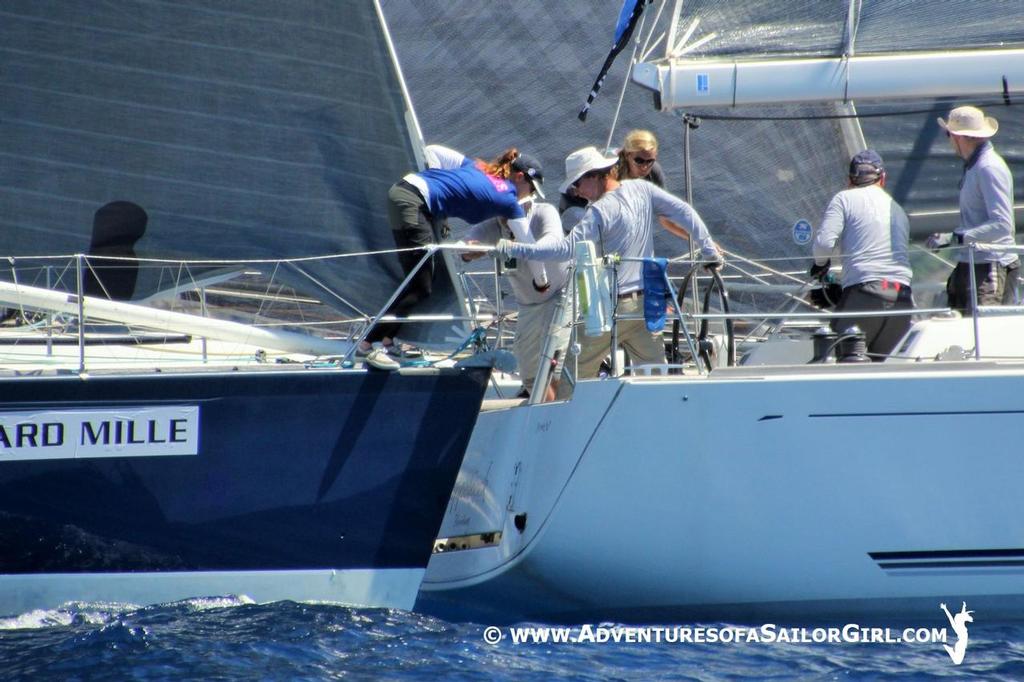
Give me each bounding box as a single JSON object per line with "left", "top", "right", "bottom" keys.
{"left": 810, "top": 149, "right": 914, "bottom": 360}
{"left": 496, "top": 146, "right": 723, "bottom": 379}
{"left": 927, "top": 105, "right": 1018, "bottom": 311}
{"left": 358, "top": 145, "right": 550, "bottom": 370}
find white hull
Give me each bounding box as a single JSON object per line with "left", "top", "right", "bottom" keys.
{"left": 1, "top": 568, "right": 426, "bottom": 614}
{"left": 420, "top": 359, "right": 1024, "bottom": 622}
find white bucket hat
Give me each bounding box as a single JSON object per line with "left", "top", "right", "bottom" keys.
{"left": 937, "top": 106, "right": 999, "bottom": 138}
{"left": 559, "top": 146, "right": 618, "bottom": 194}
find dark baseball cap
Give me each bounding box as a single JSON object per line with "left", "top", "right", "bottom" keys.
{"left": 512, "top": 152, "right": 545, "bottom": 199}
{"left": 849, "top": 149, "right": 884, "bottom": 178}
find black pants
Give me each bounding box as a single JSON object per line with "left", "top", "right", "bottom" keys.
{"left": 946, "top": 261, "right": 1016, "bottom": 313}
{"left": 366, "top": 181, "right": 440, "bottom": 343}
{"left": 831, "top": 280, "right": 914, "bottom": 360}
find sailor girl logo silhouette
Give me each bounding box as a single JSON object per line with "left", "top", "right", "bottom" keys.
{"left": 940, "top": 602, "right": 974, "bottom": 665}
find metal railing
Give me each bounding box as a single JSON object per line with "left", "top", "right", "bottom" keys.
{"left": 491, "top": 240, "right": 1024, "bottom": 388}
{"left": 7, "top": 239, "right": 1017, "bottom": 379}
{"left": 0, "top": 246, "right": 502, "bottom": 374}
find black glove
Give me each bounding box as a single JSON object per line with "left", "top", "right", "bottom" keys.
{"left": 703, "top": 250, "right": 725, "bottom": 271}
{"left": 808, "top": 260, "right": 830, "bottom": 281}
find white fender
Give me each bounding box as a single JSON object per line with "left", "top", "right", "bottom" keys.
{"left": 574, "top": 241, "right": 611, "bottom": 337}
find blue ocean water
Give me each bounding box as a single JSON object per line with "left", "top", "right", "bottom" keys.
{"left": 2, "top": 600, "right": 1023, "bottom": 681}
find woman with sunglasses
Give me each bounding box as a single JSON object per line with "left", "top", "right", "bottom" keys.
{"left": 357, "top": 145, "right": 549, "bottom": 370}
{"left": 615, "top": 129, "right": 665, "bottom": 187}
{"left": 615, "top": 129, "right": 699, "bottom": 244}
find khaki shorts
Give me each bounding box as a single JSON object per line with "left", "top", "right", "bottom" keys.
{"left": 515, "top": 292, "right": 573, "bottom": 394}
{"left": 574, "top": 293, "right": 666, "bottom": 379}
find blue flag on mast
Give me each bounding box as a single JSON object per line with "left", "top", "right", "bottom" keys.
{"left": 578, "top": 0, "right": 650, "bottom": 122}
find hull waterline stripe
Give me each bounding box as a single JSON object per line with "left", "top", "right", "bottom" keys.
{"left": 879, "top": 560, "right": 1024, "bottom": 569}
{"left": 870, "top": 548, "right": 1024, "bottom": 560}
{"left": 811, "top": 409, "right": 1024, "bottom": 418}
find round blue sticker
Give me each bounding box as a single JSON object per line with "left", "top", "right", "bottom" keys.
{"left": 792, "top": 219, "right": 812, "bottom": 245}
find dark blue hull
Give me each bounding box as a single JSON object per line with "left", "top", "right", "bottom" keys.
{"left": 0, "top": 366, "right": 489, "bottom": 613}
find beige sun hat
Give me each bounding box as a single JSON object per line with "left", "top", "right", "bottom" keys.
{"left": 560, "top": 146, "right": 618, "bottom": 194}
{"left": 937, "top": 106, "right": 999, "bottom": 138}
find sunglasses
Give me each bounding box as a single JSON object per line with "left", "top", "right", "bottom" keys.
{"left": 630, "top": 155, "right": 656, "bottom": 167}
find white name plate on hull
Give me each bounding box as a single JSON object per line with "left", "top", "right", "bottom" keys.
{"left": 0, "top": 406, "right": 199, "bottom": 461}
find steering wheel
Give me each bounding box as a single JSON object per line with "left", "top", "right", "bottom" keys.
{"left": 671, "top": 265, "right": 735, "bottom": 372}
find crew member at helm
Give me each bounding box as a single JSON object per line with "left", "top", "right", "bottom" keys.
{"left": 497, "top": 146, "right": 723, "bottom": 378}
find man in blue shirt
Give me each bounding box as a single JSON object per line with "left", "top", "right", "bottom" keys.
{"left": 928, "top": 106, "right": 1018, "bottom": 312}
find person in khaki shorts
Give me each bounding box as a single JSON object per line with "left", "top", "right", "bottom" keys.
{"left": 462, "top": 196, "right": 573, "bottom": 401}
{"left": 497, "top": 146, "right": 723, "bottom": 378}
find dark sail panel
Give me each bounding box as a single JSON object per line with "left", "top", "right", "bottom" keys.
{"left": 0, "top": 0, "right": 458, "bottom": 341}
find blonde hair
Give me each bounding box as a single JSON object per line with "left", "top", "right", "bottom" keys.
{"left": 616, "top": 130, "right": 658, "bottom": 179}
{"left": 621, "top": 129, "right": 658, "bottom": 154}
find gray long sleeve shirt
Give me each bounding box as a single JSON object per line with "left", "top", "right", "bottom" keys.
{"left": 955, "top": 142, "right": 1017, "bottom": 266}
{"left": 813, "top": 184, "right": 912, "bottom": 288}
{"left": 506, "top": 179, "right": 718, "bottom": 294}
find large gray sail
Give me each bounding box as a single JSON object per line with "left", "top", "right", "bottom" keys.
{"left": 0, "top": 0, "right": 459, "bottom": 343}
{"left": 381, "top": 0, "right": 1022, "bottom": 308}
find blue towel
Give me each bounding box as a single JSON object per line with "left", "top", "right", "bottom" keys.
{"left": 642, "top": 258, "right": 668, "bottom": 332}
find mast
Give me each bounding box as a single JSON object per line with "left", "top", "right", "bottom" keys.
{"left": 373, "top": 0, "right": 474, "bottom": 338}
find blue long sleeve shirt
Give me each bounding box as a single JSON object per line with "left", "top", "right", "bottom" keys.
{"left": 955, "top": 142, "right": 1017, "bottom": 266}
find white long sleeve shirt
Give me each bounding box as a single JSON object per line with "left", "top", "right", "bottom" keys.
{"left": 813, "top": 184, "right": 912, "bottom": 288}
{"left": 506, "top": 180, "right": 718, "bottom": 294}
{"left": 465, "top": 201, "right": 569, "bottom": 305}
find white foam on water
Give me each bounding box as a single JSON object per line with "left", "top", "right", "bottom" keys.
{"left": 0, "top": 602, "right": 132, "bottom": 630}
